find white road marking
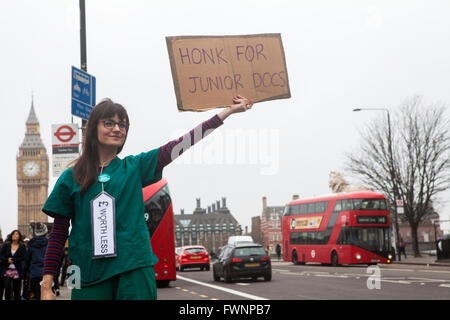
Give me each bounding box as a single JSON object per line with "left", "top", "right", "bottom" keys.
{"left": 408, "top": 277, "right": 450, "bottom": 283}
{"left": 379, "top": 268, "right": 415, "bottom": 272}
{"left": 381, "top": 279, "right": 412, "bottom": 284}
{"left": 272, "top": 269, "right": 290, "bottom": 272}
{"left": 266, "top": 266, "right": 450, "bottom": 288}
{"left": 314, "top": 274, "right": 349, "bottom": 278}
{"left": 176, "top": 275, "right": 268, "bottom": 300}
{"left": 423, "top": 270, "right": 450, "bottom": 274}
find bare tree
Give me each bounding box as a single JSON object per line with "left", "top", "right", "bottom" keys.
{"left": 346, "top": 96, "right": 450, "bottom": 257}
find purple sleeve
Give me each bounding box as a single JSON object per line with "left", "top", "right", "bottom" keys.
{"left": 156, "top": 114, "right": 223, "bottom": 171}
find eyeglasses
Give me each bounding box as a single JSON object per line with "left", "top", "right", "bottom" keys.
{"left": 101, "top": 120, "right": 128, "bottom": 131}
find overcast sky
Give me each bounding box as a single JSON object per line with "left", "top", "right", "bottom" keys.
{"left": 1, "top": 0, "right": 450, "bottom": 237}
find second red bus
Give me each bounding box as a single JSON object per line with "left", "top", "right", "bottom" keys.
{"left": 282, "top": 191, "right": 393, "bottom": 266}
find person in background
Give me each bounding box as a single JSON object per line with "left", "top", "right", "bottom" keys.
{"left": 59, "top": 247, "right": 70, "bottom": 287}
{"left": 27, "top": 223, "right": 49, "bottom": 300}
{"left": 276, "top": 243, "right": 282, "bottom": 261}
{"left": 0, "top": 230, "right": 27, "bottom": 300}
{"left": 400, "top": 238, "right": 407, "bottom": 259}
{"left": 0, "top": 237, "right": 4, "bottom": 300}
{"left": 22, "top": 237, "right": 30, "bottom": 300}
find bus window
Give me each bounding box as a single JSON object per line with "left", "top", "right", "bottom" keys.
{"left": 144, "top": 185, "right": 171, "bottom": 238}
{"left": 283, "top": 206, "right": 291, "bottom": 216}
{"left": 360, "top": 199, "right": 382, "bottom": 210}
{"left": 300, "top": 204, "right": 307, "bottom": 214}
{"left": 307, "top": 203, "right": 316, "bottom": 214}
{"left": 361, "top": 199, "right": 374, "bottom": 209}
{"left": 338, "top": 227, "right": 390, "bottom": 252}
{"left": 316, "top": 201, "right": 328, "bottom": 213}
{"left": 352, "top": 199, "right": 362, "bottom": 210}
{"left": 343, "top": 199, "right": 354, "bottom": 211}
{"left": 333, "top": 200, "right": 342, "bottom": 212}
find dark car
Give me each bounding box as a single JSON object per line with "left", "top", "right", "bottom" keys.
{"left": 212, "top": 243, "right": 271, "bottom": 282}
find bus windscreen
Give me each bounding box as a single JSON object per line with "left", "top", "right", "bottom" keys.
{"left": 337, "top": 227, "right": 390, "bottom": 252}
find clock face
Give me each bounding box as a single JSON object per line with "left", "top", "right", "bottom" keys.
{"left": 23, "top": 161, "right": 40, "bottom": 177}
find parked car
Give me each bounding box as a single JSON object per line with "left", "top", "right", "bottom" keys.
{"left": 213, "top": 243, "right": 272, "bottom": 282}
{"left": 175, "top": 246, "right": 210, "bottom": 271}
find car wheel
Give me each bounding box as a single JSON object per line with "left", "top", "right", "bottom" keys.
{"left": 206, "top": 265, "right": 210, "bottom": 271}
{"left": 156, "top": 280, "right": 170, "bottom": 288}
{"left": 292, "top": 250, "right": 299, "bottom": 265}
{"left": 264, "top": 272, "right": 272, "bottom": 281}
{"left": 331, "top": 251, "right": 339, "bottom": 267}
{"left": 213, "top": 270, "right": 220, "bottom": 282}
{"left": 224, "top": 268, "right": 232, "bottom": 283}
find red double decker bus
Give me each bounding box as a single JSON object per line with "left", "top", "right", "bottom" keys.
{"left": 143, "top": 178, "right": 176, "bottom": 287}
{"left": 282, "top": 191, "right": 393, "bottom": 266}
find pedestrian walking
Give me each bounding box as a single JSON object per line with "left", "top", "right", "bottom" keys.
{"left": 22, "top": 237, "right": 30, "bottom": 300}
{"left": 0, "top": 230, "right": 27, "bottom": 300}
{"left": 0, "top": 237, "right": 4, "bottom": 300}
{"left": 27, "top": 223, "right": 48, "bottom": 300}
{"left": 276, "top": 244, "right": 282, "bottom": 261}
{"left": 400, "top": 238, "right": 407, "bottom": 259}
{"left": 41, "top": 95, "right": 253, "bottom": 300}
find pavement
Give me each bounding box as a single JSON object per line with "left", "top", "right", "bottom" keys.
{"left": 390, "top": 254, "right": 450, "bottom": 267}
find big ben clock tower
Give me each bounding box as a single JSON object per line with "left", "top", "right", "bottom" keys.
{"left": 17, "top": 98, "right": 49, "bottom": 238}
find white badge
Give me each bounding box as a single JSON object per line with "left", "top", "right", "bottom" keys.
{"left": 91, "top": 191, "right": 117, "bottom": 259}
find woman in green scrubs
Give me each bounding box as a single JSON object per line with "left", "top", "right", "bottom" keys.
{"left": 41, "top": 95, "right": 253, "bottom": 300}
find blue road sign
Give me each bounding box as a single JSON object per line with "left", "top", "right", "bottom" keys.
{"left": 71, "top": 66, "right": 96, "bottom": 120}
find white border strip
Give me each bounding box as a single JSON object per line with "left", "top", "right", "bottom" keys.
{"left": 176, "top": 275, "right": 268, "bottom": 300}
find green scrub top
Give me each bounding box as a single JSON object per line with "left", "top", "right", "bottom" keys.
{"left": 42, "top": 149, "right": 162, "bottom": 287}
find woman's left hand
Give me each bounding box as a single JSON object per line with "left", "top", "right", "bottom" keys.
{"left": 218, "top": 95, "right": 254, "bottom": 121}
{"left": 230, "top": 95, "right": 254, "bottom": 114}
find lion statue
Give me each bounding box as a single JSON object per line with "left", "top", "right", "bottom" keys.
{"left": 329, "top": 171, "right": 374, "bottom": 193}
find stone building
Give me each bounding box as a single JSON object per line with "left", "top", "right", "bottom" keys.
{"left": 174, "top": 197, "right": 242, "bottom": 255}
{"left": 16, "top": 99, "right": 49, "bottom": 238}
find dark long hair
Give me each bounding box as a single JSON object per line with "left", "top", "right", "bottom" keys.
{"left": 6, "top": 230, "right": 24, "bottom": 245}
{"left": 73, "top": 98, "right": 129, "bottom": 196}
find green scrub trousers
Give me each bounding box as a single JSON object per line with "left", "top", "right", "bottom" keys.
{"left": 71, "top": 266, "right": 157, "bottom": 300}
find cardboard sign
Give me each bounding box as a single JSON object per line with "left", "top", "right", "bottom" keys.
{"left": 166, "top": 33, "right": 291, "bottom": 111}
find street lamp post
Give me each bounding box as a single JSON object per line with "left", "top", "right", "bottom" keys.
{"left": 79, "top": 0, "right": 88, "bottom": 138}
{"left": 352, "top": 107, "right": 401, "bottom": 261}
